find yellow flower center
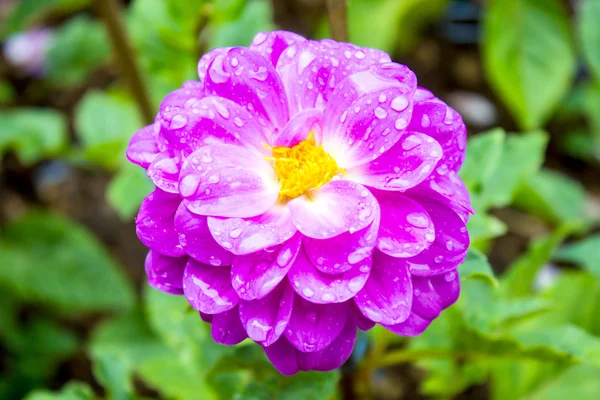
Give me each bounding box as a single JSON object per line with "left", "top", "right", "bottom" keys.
{"left": 266, "top": 132, "right": 342, "bottom": 201}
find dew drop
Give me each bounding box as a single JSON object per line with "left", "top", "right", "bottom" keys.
{"left": 390, "top": 95, "right": 408, "bottom": 111}
{"left": 374, "top": 107, "right": 388, "bottom": 119}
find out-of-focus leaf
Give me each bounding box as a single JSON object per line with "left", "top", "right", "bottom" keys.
{"left": 0, "top": 109, "right": 68, "bottom": 165}
{"left": 579, "top": 0, "right": 600, "bottom": 81}
{"left": 24, "top": 381, "right": 96, "bottom": 400}
{"left": 514, "top": 169, "right": 587, "bottom": 225}
{"left": 459, "top": 250, "right": 498, "bottom": 287}
{"left": 236, "top": 371, "right": 340, "bottom": 400}
{"left": 526, "top": 364, "right": 600, "bottom": 399}
{"left": 46, "top": 16, "right": 111, "bottom": 87}
{"left": 561, "top": 129, "right": 596, "bottom": 162}
{"left": 74, "top": 90, "right": 142, "bottom": 170}
{"left": 107, "top": 162, "right": 154, "bottom": 220}
{"left": 208, "top": 0, "right": 275, "bottom": 48}
{"left": 482, "top": 0, "right": 575, "bottom": 130}
{"left": 0, "top": 212, "right": 134, "bottom": 313}
{"left": 210, "top": 0, "right": 246, "bottom": 24}
{"left": 480, "top": 130, "right": 548, "bottom": 208}
{"left": 490, "top": 360, "right": 567, "bottom": 400}
{"left": 555, "top": 235, "right": 600, "bottom": 280}
{"left": 467, "top": 212, "right": 508, "bottom": 246}
{"left": 1, "top": 0, "right": 89, "bottom": 36}
{"left": 460, "top": 128, "right": 505, "bottom": 192}
{"left": 0, "top": 80, "right": 15, "bottom": 105}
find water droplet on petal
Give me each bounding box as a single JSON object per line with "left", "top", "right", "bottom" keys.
{"left": 374, "top": 107, "right": 387, "bottom": 119}
{"left": 390, "top": 95, "right": 408, "bottom": 111}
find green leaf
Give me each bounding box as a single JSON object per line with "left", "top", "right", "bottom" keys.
{"left": 467, "top": 212, "right": 508, "bottom": 246}
{"left": 74, "top": 90, "right": 142, "bottom": 170}
{"left": 107, "top": 163, "right": 154, "bottom": 220}
{"left": 208, "top": 0, "right": 275, "bottom": 48}
{"left": 514, "top": 169, "right": 587, "bottom": 225}
{"left": 0, "top": 80, "right": 15, "bottom": 105}
{"left": 24, "top": 381, "right": 96, "bottom": 400}
{"left": 490, "top": 359, "right": 567, "bottom": 400}
{"left": 555, "top": 235, "right": 600, "bottom": 280}
{"left": 460, "top": 128, "right": 506, "bottom": 192}
{"left": 482, "top": 0, "right": 576, "bottom": 130}
{"left": 0, "top": 212, "right": 134, "bottom": 313}
{"left": 0, "top": 108, "right": 68, "bottom": 165}
{"left": 579, "top": 0, "right": 600, "bottom": 81}
{"left": 46, "top": 16, "right": 111, "bottom": 88}
{"left": 524, "top": 365, "right": 600, "bottom": 400}
{"left": 1, "top": 0, "right": 89, "bottom": 36}
{"left": 459, "top": 249, "right": 499, "bottom": 287}
{"left": 235, "top": 371, "right": 340, "bottom": 400}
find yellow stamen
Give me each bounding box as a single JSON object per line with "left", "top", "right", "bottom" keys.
{"left": 266, "top": 132, "right": 343, "bottom": 201}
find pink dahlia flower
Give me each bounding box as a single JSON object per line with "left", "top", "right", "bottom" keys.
{"left": 128, "top": 31, "right": 471, "bottom": 375}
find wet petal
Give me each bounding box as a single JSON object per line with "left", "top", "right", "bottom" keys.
{"left": 211, "top": 306, "right": 248, "bottom": 345}
{"left": 321, "top": 67, "right": 415, "bottom": 168}
{"left": 136, "top": 189, "right": 185, "bottom": 257}
{"left": 238, "top": 280, "right": 294, "bottom": 346}
{"left": 405, "top": 198, "right": 470, "bottom": 276}
{"left": 263, "top": 336, "right": 300, "bottom": 376}
{"left": 285, "top": 294, "right": 348, "bottom": 352}
{"left": 383, "top": 313, "right": 431, "bottom": 336}
{"left": 411, "top": 171, "right": 473, "bottom": 216}
{"left": 273, "top": 108, "right": 323, "bottom": 147}
{"left": 127, "top": 123, "right": 160, "bottom": 168}
{"left": 179, "top": 143, "right": 279, "bottom": 218}
{"left": 198, "top": 47, "right": 228, "bottom": 85}
{"left": 144, "top": 251, "right": 187, "bottom": 295}
{"left": 231, "top": 233, "right": 302, "bottom": 300}
{"left": 296, "top": 318, "right": 357, "bottom": 372}
{"left": 276, "top": 40, "right": 392, "bottom": 114}
{"left": 352, "top": 302, "right": 376, "bottom": 331}
{"left": 183, "top": 259, "right": 238, "bottom": 314}
{"left": 347, "top": 132, "right": 442, "bottom": 191}
{"left": 207, "top": 205, "right": 297, "bottom": 255}
{"left": 200, "top": 312, "right": 213, "bottom": 323}
{"left": 374, "top": 191, "right": 435, "bottom": 258}
{"left": 287, "top": 248, "right": 370, "bottom": 304}
{"left": 147, "top": 150, "right": 182, "bottom": 193}
{"left": 173, "top": 203, "right": 234, "bottom": 266}
{"left": 288, "top": 180, "right": 377, "bottom": 239}
{"left": 410, "top": 271, "right": 460, "bottom": 320}
{"left": 205, "top": 47, "right": 289, "bottom": 130}
{"left": 250, "top": 30, "right": 307, "bottom": 67}
{"left": 354, "top": 251, "right": 412, "bottom": 325}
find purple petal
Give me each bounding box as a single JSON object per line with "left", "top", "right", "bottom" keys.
{"left": 263, "top": 336, "right": 300, "bottom": 376}
{"left": 273, "top": 108, "right": 323, "bottom": 147}
{"left": 374, "top": 191, "right": 435, "bottom": 258}
{"left": 200, "top": 312, "right": 213, "bottom": 323}
{"left": 285, "top": 294, "right": 348, "bottom": 352}
{"left": 250, "top": 30, "right": 307, "bottom": 67}
{"left": 347, "top": 132, "right": 442, "bottom": 191}
{"left": 405, "top": 198, "right": 470, "bottom": 276}
{"left": 288, "top": 180, "right": 377, "bottom": 239}
{"left": 136, "top": 189, "right": 185, "bottom": 257}
{"left": 354, "top": 251, "right": 412, "bottom": 324}
{"left": 287, "top": 248, "right": 370, "bottom": 304}
{"left": 198, "top": 47, "right": 228, "bottom": 85}
{"left": 296, "top": 317, "right": 357, "bottom": 372}
{"left": 383, "top": 313, "right": 431, "bottom": 336}
{"left": 231, "top": 233, "right": 302, "bottom": 300}
{"left": 211, "top": 306, "right": 248, "bottom": 345}
{"left": 411, "top": 171, "right": 473, "bottom": 217}
{"left": 351, "top": 301, "right": 376, "bottom": 331}
{"left": 126, "top": 123, "right": 160, "bottom": 168}
{"left": 147, "top": 150, "right": 182, "bottom": 193}
{"left": 276, "top": 40, "right": 392, "bottom": 114}
{"left": 321, "top": 67, "right": 415, "bottom": 168}
{"left": 207, "top": 205, "right": 297, "bottom": 255}
{"left": 183, "top": 259, "right": 238, "bottom": 314}
{"left": 179, "top": 143, "right": 279, "bottom": 218}
{"left": 173, "top": 203, "right": 234, "bottom": 266}
{"left": 205, "top": 47, "right": 289, "bottom": 130}
{"left": 238, "top": 280, "right": 294, "bottom": 346}
{"left": 144, "top": 251, "right": 187, "bottom": 295}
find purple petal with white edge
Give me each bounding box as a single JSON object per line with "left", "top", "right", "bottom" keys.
{"left": 304, "top": 198, "right": 379, "bottom": 274}
{"left": 383, "top": 313, "right": 432, "bottom": 336}
{"left": 144, "top": 251, "right": 187, "bottom": 295}
{"left": 288, "top": 180, "right": 377, "bottom": 239}
{"left": 411, "top": 171, "right": 473, "bottom": 217}
{"left": 198, "top": 47, "right": 228, "bottom": 85}
{"left": 231, "top": 232, "right": 302, "bottom": 301}
{"left": 173, "top": 203, "right": 234, "bottom": 266}
{"left": 205, "top": 47, "right": 289, "bottom": 130}
{"left": 263, "top": 336, "right": 300, "bottom": 376}
{"left": 147, "top": 150, "right": 181, "bottom": 193}
{"left": 250, "top": 30, "right": 307, "bottom": 67}
{"left": 207, "top": 205, "right": 297, "bottom": 255}
{"left": 405, "top": 198, "right": 470, "bottom": 276}
{"left": 287, "top": 247, "right": 370, "bottom": 304}
{"left": 285, "top": 294, "right": 348, "bottom": 352}
{"left": 183, "top": 259, "right": 238, "bottom": 314}
{"left": 136, "top": 189, "right": 185, "bottom": 257}
{"left": 276, "top": 40, "right": 391, "bottom": 114}
{"left": 410, "top": 271, "right": 460, "bottom": 320}
{"left": 273, "top": 108, "right": 323, "bottom": 148}
{"left": 126, "top": 123, "right": 160, "bottom": 168}
{"left": 211, "top": 306, "right": 248, "bottom": 345}
{"left": 179, "top": 143, "right": 279, "bottom": 218}
{"left": 238, "top": 280, "right": 294, "bottom": 346}
{"left": 297, "top": 317, "right": 357, "bottom": 372}
{"left": 354, "top": 251, "right": 412, "bottom": 324}
{"left": 377, "top": 62, "right": 418, "bottom": 92}
{"left": 374, "top": 191, "right": 435, "bottom": 258}
{"left": 321, "top": 68, "right": 415, "bottom": 168}
{"left": 347, "top": 132, "right": 442, "bottom": 191}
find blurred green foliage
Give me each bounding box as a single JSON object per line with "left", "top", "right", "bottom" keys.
{"left": 1, "top": 0, "right": 600, "bottom": 399}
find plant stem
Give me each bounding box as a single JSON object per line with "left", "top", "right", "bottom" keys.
{"left": 94, "top": 0, "right": 154, "bottom": 125}
{"left": 326, "top": 0, "right": 349, "bottom": 42}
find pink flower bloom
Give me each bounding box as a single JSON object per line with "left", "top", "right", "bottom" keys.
{"left": 4, "top": 28, "right": 53, "bottom": 76}
{"left": 128, "top": 31, "right": 471, "bottom": 375}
